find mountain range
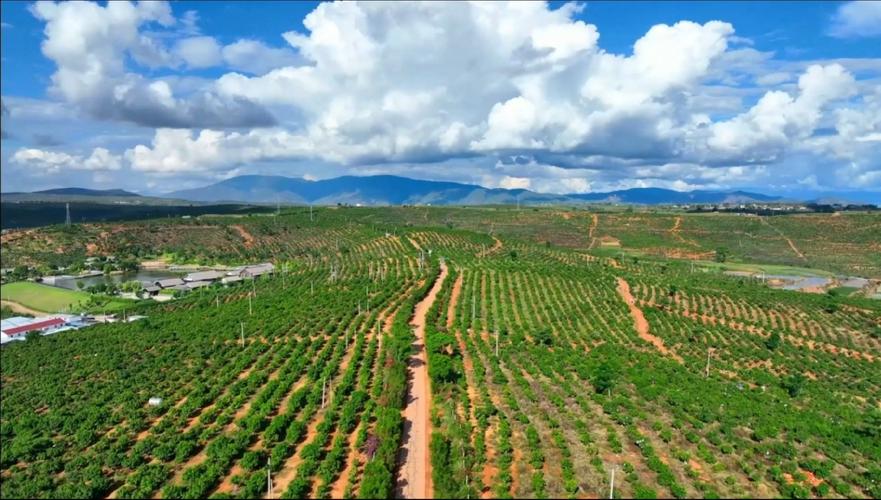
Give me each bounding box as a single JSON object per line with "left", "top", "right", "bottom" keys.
{"left": 3, "top": 175, "right": 877, "bottom": 206}
{"left": 164, "top": 174, "right": 784, "bottom": 206}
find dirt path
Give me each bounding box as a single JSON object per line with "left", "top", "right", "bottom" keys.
{"left": 669, "top": 216, "right": 700, "bottom": 248}
{"left": 587, "top": 213, "right": 599, "bottom": 249}
{"left": 783, "top": 236, "right": 805, "bottom": 259}
{"left": 396, "top": 261, "right": 449, "bottom": 499}
{"left": 616, "top": 278, "right": 683, "bottom": 364}
{"left": 0, "top": 300, "right": 49, "bottom": 317}
{"left": 761, "top": 218, "right": 806, "bottom": 260}
{"left": 478, "top": 237, "right": 503, "bottom": 258}
{"left": 231, "top": 225, "right": 255, "bottom": 249}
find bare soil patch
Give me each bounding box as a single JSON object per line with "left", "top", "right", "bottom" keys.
{"left": 231, "top": 225, "right": 255, "bottom": 249}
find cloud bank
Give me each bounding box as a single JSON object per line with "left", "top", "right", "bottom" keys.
{"left": 4, "top": 1, "right": 879, "bottom": 194}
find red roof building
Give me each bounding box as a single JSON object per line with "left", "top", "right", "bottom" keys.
{"left": 2, "top": 317, "right": 66, "bottom": 337}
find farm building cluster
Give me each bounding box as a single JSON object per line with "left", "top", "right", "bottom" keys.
{"left": 141, "top": 263, "right": 275, "bottom": 297}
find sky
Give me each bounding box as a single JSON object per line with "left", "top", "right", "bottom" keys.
{"left": 1, "top": 1, "right": 880, "bottom": 198}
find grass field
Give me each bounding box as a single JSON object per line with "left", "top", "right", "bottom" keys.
{"left": 0, "top": 281, "right": 90, "bottom": 312}
{"left": 0, "top": 281, "right": 135, "bottom": 313}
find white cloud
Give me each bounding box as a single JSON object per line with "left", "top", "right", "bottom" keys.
{"left": 174, "top": 36, "right": 222, "bottom": 68}
{"left": 221, "top": 39, "right": 301, "bottom": 75}
{"left": 704, "top": 64, "right": 856, "bottom": 162}
{"left": 828, "top": 1, "right": 881, "bottom": 38}
{"left": 32, "top": 1, "right": 275, "bottom": 128}
{"left": 11, "top": 147, "right": 123, "bottom": 173}
{"left": 213, "top": 4, "right": 736, "bottom": 166}
{"left": 125, "top": 128, "right": 312, "bottom": 174}
{"left": 497, "top": 176, "right": 531, "bottom": 190}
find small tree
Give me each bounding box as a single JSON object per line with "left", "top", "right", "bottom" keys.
{"left": 715, "top": 247, "right": 729, "bottom": 263}
{"left": 532, "top": 329, "right": 553, "bottom": 346}
{"left": 765, "top": 331, "right": 781, "bottom": 350}
{"left": 782, "top": 373, "right": 806, "bottom": 397}
{"left": 593, "top": 359, "right": 618, "bottom": 394}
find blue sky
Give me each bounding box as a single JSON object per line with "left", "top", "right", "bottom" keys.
{"left": 2, "top": 1, "right": 880, "bottom": 198}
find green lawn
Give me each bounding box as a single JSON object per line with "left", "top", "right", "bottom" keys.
{"left": 0, "top": 281, "right": 138, "bottom": 313}
{"left": 1, "top": 282, "right": 90, "bottom": 313}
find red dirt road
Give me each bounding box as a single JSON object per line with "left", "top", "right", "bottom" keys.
{"left": 397, "top": 261, "right": 449, "bottom": 499}
{"left": 616, "top": 278, "right": 683, "bottom": 364}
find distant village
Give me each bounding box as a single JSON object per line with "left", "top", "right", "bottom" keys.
{"left": 678, "top": 202, "right": 879, "bottom": 215}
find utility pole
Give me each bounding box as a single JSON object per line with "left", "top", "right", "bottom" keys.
{"left": 310, "top": 204, "right": 314, "bottom": 222}
{"left": 240, "top": 322, "right": 245, "bottom": 348}
{"left": 495, "top": 330, "right": 499, "bottom": 357}
{"left": 216, "top": 295, "right": 219, "bottom": 308}
{"left": 249, "top": 292, "right": 253, "bottom": 315}
{"left": 65, "top": 203, "right": 71, "bottom": 227}
{"left": 321, "top": 379, "right": 327, "bottom": 408}
{"left": 609, "top": 466, "right": 617, "bottom": 499}
{"left": 267, "top": 459, "right": 272, "bottom": 497}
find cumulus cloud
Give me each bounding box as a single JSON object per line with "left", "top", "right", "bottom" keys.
{"left": 704, "top": 64, "right": 857, "bottom": 162}
{"left": 174, "top": 36, "right": 223, "bottom": 68}
{"left": 11, "top": 147, "right": 123, "bottom": 173}
{"left": 221, "top": 39, "right": 302, "bottom": 75}
{"left": 20, "top": 0, "right": 881, "bottom": 193}
{"left": 125, "top": 128, "right": 311, "bottom": 174}
{"left": 32, "top": 0, "right": 275, "bottom": 128}
{"left": 212, "top": 4, "right": 734, "bottom": 165}
{"left": 828, "top": 1, "right": 881, "bottom": 38}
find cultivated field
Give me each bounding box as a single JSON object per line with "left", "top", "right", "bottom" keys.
{"left": 1, "top": 207, "right": 879, "bottom": 499}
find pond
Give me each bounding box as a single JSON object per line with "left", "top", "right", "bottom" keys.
{"left": 52, "top": 270, "right": 184, "bottom": 290}
{"left": 764, "top": 274, "right": 833, "bottom": 291}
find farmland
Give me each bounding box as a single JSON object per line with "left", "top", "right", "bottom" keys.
{"left": 1, "top": 207, "right": 879, "bottom": 499}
